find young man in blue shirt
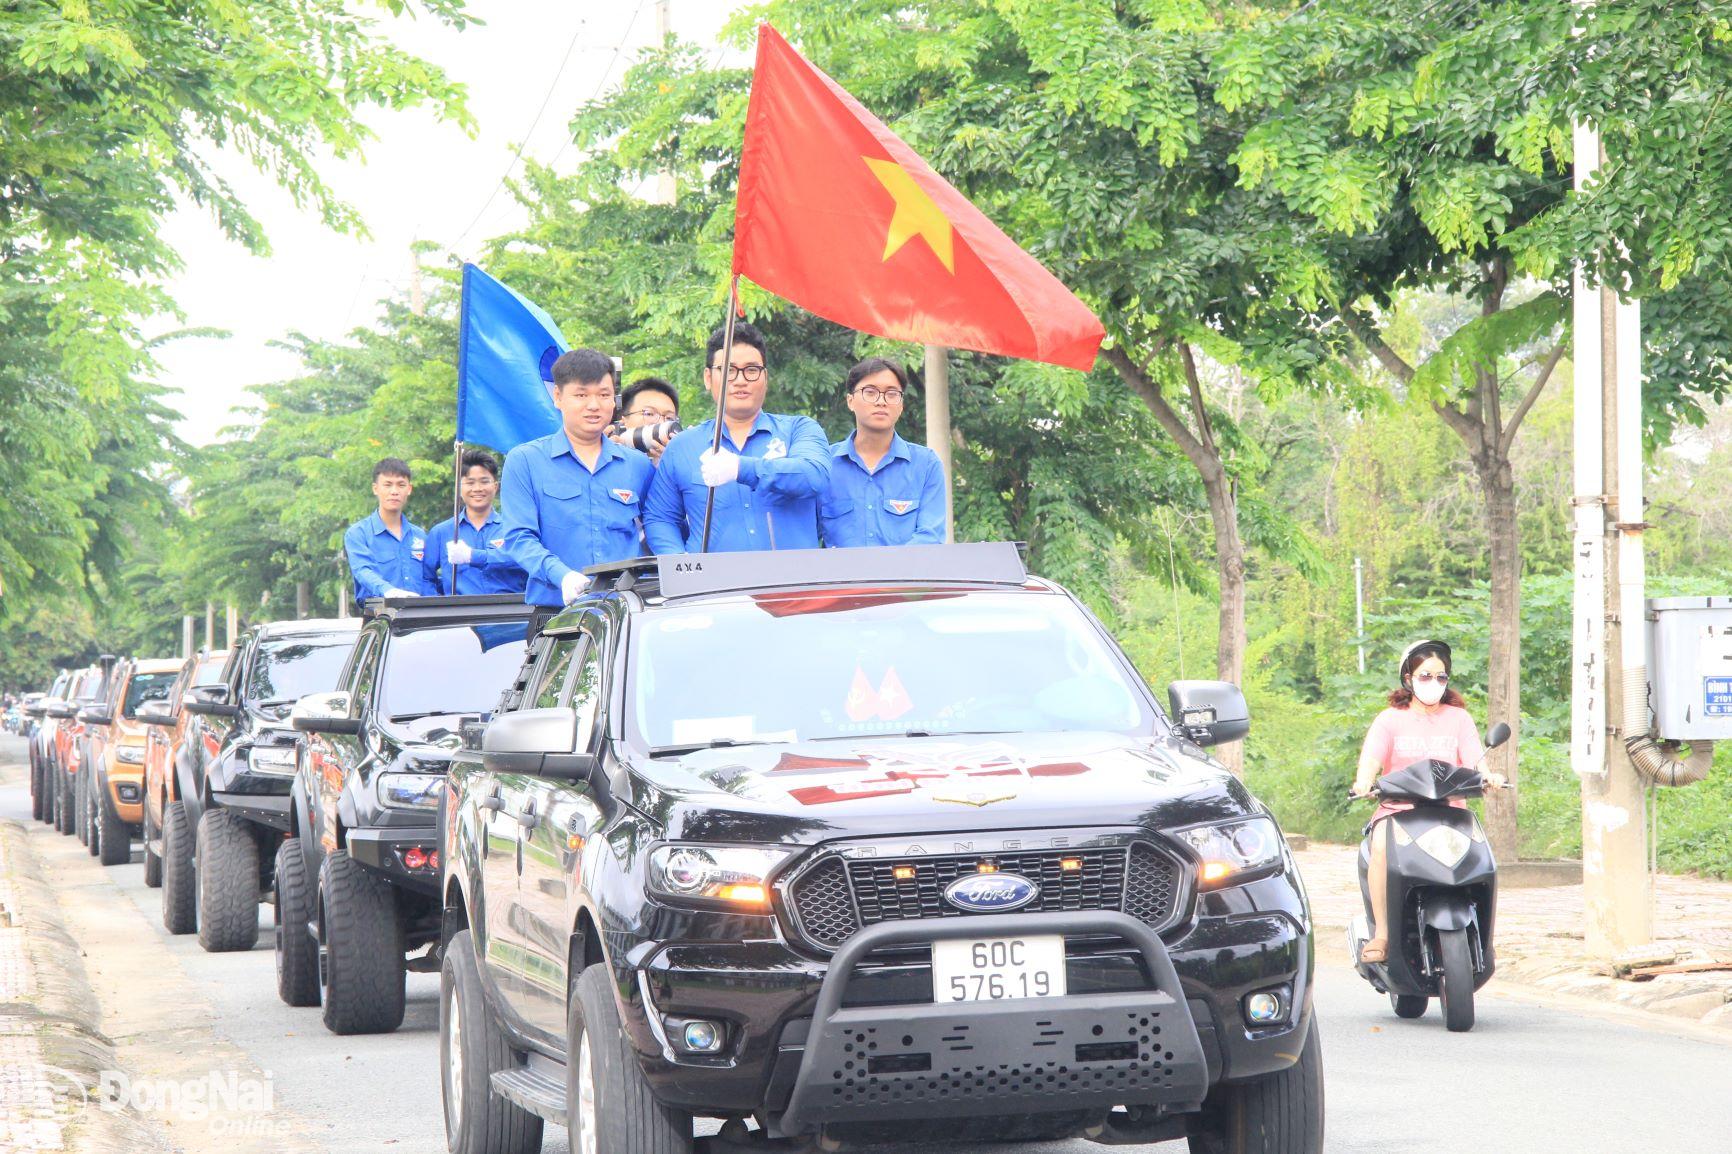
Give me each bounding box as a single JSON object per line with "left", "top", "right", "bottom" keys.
{"left": 344, "top": 457, "right": 437, "bottom": 605}
{"left": 421, "top": 449, "right": 529, "bottom": 596}
{"left": 644, "top": 321, "right": 831, "bottom": 553}
{"left": 501, "top": 348, "right": 655, "bottom": 607}
{"left": 821, "top": 358, "right": 949, "bottom": 547}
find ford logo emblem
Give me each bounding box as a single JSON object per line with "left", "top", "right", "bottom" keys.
{"left": 943, "top": 872, "right": 1040, "bottom": 914}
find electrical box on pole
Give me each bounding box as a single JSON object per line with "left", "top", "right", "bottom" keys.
{"left": 1647, "top": 596, "right": 1732, "bottom": 741}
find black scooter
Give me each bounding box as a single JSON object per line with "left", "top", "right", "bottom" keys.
{"left": 1347, "top": 722, "right": 1512, "bottom": 1032}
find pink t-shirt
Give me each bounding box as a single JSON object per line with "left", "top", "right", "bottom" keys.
{"left": 1360, "top": 704, "right": 1485, "bottom": 816}
{"left": 1361, "top": 704, "right": 1484, "bottom": 774}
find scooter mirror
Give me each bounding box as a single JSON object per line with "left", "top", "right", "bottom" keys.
{"left": 1485, "top": 721, "right": 1512, "bottom": 750}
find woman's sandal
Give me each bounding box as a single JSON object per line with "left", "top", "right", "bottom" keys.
{"left": 1360, "top": 938, "right": 1389, "bottom": 963}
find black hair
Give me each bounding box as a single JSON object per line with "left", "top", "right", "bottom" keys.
{"left": 372, "top": 457, "right": 412, "bottom": 482}
{"left": 459, "top": 449, "right": 500, "bottom": 480}
{"left": 551, "top": 348, "right": 617, "bottom": 390}
{"left": 706, "top": 321, "right": 768, "bottom": 368}
{"left": 843, "top": 356, "right": 910, "bottom": 394}
{"left": 620, "top": 376, "right": 679, "bottom": 416}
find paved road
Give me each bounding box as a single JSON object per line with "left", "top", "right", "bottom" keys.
{"left": 4, "top": 742, "right": 1728, "bottom": 1154}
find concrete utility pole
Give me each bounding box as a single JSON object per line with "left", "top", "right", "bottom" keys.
{"left": 923, "top": 345, "right": 956, "bottom": 543}
{"left": 649, "top": 0, "right": 678, "bottom": 206}
{"left": 225, "top": 604, "right": 238, "bottom": 649}
{"left": 204, "top": 602, "right": 215, "bottom": 652}
{"left": 181, "top": 616, "right": 195, "bottom": 660}
{"left": 1573, "top": 120, "right": 1652, "bottom": 959}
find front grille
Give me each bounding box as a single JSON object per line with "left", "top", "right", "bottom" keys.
{"left": 785, "top": 842, "right": 1186, "bottom": 952}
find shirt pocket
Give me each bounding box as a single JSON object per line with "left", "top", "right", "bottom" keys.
{"left": 882, "top": 497, "right": 920, "bottom": 518}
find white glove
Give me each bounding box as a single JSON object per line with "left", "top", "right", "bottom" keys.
{"left": 446, "top": 541, "right": 473, "bottom": 565}
{"left": 561, "top": 571, "right": 591, "bottom": 604}
{"left": 384, "top": 588, "right": 419, "bottom": 598}
{"left": 700, "top": 447, "right": 741, "bottom": 487}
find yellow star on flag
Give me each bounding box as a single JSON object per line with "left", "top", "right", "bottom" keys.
{"left": 864, "top": 157, "right": 955, "bottom": 274}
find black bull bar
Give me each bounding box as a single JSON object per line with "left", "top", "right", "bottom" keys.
{"left": 773, "top": 910, "right": 1208, "bottom": 1136}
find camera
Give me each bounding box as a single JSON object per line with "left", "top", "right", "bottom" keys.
{"left": 610, "top": 418, "right": 681, "bottom": 452}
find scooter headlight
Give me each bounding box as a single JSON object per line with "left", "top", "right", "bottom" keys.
{"left": 1415, "top": 825, "right": 1472, "bottom": 868}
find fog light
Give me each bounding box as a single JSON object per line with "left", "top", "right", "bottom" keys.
{"left": 402, "top": 846, "right": 429, "bottom": 871}
{"left": 116, "top": 784, "right": 140, "bottom": 802}
{"left": 681, "top": 1020, "right": 722, "bottom": 1053}
{"left": 1244, "top": 988, "right": 1288, "bottom": 1026}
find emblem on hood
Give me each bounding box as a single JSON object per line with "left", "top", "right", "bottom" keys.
{"left": 930, "top": 786, "right": 1017, "bottom": 807}
{"left": 944, "top": 872, "right": 1040, "bottom": 913}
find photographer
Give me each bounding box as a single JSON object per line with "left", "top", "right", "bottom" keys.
{"left": 608, "top": 376, "right": 681, "bottom": 463}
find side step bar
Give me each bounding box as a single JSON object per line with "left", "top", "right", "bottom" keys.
{"left": 489, "top": 1056, "right": 566, "bottom": 1123}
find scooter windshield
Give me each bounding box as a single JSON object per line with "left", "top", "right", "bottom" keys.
{"left": 1377, "top": 759, "right": 1484, "bottom": 802}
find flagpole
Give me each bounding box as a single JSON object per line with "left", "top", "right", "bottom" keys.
{"left": 449, "top": 438, "right": 463, "bottom": 595}
{"left": 699, "top": 275, "right": 741, "bottom": 553}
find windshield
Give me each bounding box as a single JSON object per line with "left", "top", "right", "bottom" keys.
{"left": 123, "top": 672, "right": 178, "bottom": 718}
{"left": 246, "top": 636, "right": 355, "bottom": 706}
{"left": 628, "top": 590, "right": 1155, "bottom": 750}
{"left": 378, "top": 621, "right": 529, "bottom": 721}
{"left": 193, "top": 656, "right": 228, "bottom": 686}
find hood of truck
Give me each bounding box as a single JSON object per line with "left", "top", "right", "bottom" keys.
{"left": 623, "top": 731, "right": 1256, "bottom": 844}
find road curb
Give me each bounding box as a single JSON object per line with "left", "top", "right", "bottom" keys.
{"left": 0, "top": 816, "right": 164, "bottom": 1152}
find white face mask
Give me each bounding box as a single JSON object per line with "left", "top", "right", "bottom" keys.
{"left": 1412, "top": 679, "right": 1447, "bottom": 706}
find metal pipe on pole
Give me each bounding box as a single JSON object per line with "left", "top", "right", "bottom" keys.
{"left": 699, "top": 277, "right": 742, "bottom": 553}
{"left": 923, "top": 345, "right": 955, "bottom": 543}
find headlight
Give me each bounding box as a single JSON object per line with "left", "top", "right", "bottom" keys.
{"left": 647, "top": 845, "right": 792, "bottom": 908}
{"left": 1415, "top": 826, "right": 1472, "bottom": 868}
{"left": 377, "top": 772, "right": 443, "bottom": 810}
{"left": 1178, "top": 816, "right": 1285, "bottom": 889}
{"left": 114, "top": 746, "right": 145, "bottom": 765}
{"left": 247, "top": 746, "right": 297, "bottom": 775}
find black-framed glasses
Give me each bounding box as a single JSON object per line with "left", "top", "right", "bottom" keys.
{"left": 711, "top": 363, "right": 766, "bottom": 382}
{"left": 855, "top": 386, "right": 905, "bottom": 404}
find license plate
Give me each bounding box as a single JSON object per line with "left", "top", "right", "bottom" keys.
{"left": 932, "top": 935, "right": 1067, "bottom": 1003}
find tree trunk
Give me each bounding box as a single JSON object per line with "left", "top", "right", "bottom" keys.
{"left": 1105, "top": 342, "right": 1248, "bottom": 777}
{"left": 1477, "top": 454, "right": 1521, "bottom": 863}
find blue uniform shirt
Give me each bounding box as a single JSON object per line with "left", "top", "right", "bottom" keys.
{"left": 820, "top": 432, "right": 949, "bottom": 547}
{"left": 501, "top": 431, "right": 656, "bottom": 607}
{"left": 344, "top": 512, "right": 437, "bottom": 604}
{"left": 421, "top": 509, "right": 529, "bottom": 596}
{"left": 643, "top": 412, "right": 831, "bottom": 554}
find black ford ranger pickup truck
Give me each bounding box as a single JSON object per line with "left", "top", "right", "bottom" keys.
{"left": 281, "top": 593, "right": 532, "bottom": 1034}
{"left": 438, "top": 544, "right": 1321, "bottom": 1154}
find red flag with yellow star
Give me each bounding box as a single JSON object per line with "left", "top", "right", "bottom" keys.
{"left": 731, "top": 24, "right": 1105, "bottom": 372}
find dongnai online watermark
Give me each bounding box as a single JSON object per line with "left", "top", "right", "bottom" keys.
{"left": 4, "top": 1064, "right": 291, "bottom": 1141}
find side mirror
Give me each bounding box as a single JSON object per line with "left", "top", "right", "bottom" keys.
{"left": 43, "top": 701, "right": 76, "bottom": 720}
{"left": 184, "top": 684, "right": 241, "bottom": 718}
{"left": 482, "top": 707, "right": 595, "bottom": 780}
{"left": 137, "top": 702, "right": 178, "bottom": 727}
{"left": 1166, "top": 680, "right": 1251, "bottom": 748}
{"left": 23, "top": 703, "right": 45, "bottom": 718}
{"left": 290, "top": 691, "right": 361, "bottom": 736}
{"left": 1485, "top": 722, "right": 1512, "bottom": 750}
{"left": 76, "top": 707, "right": 115, "bottom": 727}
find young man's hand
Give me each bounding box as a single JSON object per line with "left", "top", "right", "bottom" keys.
{"left": 699, "top": 447, "right": 741, "bottom": 487}
{"left": 561, "top": 572, "right": 591, "bottom": 604}
{"left": 446, "top": 541, "right": 473, "bottom": 565}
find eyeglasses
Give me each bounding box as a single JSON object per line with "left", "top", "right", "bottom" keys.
{"left": 711, "top": 363, "right": 766, "bottom": 382}
{"left": 1413, "top": 673, "right": 1450, "bottom": 685}
{"left": 626, "top": 407, "right": 678, "bottom": 422}
{"left": 855, "top": 386, "right": 905, "bottom": 404}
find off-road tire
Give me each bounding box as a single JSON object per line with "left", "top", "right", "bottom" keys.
{"left": 319, "top": 850, "right": 405, "bottom": 1034}
{"left": 142, "top": 805, "right": 163, "bottom": 888}
{"left": 1438, "top": 928, "right": 1476, "bottom": 1033}
{"left": 96, "top": 777, "right": 130, "bottom": 866}
{"left": 55, "top": 769, "right": 75, "bottom": 835}
{"left": 1390, "top": 993, "right": 1428, "bottom": 1019}
{"left": 30, "top": 752, "right": 48, "bottom": 822}
{"left": 77, "top": 767, "right": 93, "bottom": 847}
{"left": 1188, "top": 1018, "right": 1324, "bottom": 1154}
{"left": 568, "top": 962, "right": 694, "bottom": 1154}
{"left": 196, "top": 808, "right": 261, "bottom": 952}
{"left": 275, "top": 838, "right": 321, "bottom": 1007}
{"left": 161, "top": 802, "right": 198, "bottom": 933}
{"left": 441, "top": 929, "right": 543, "bottom": 1154}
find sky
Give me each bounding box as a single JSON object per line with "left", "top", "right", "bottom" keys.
{"left": 154, "top": 0, "right": 742, "bottom": 446}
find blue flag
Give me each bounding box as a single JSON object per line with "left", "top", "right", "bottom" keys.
{"left": 455, "top": 264, "right": 568, "bottom": 452}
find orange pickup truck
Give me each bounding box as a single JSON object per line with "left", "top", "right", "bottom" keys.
{"left": 137, "top": 651, "right": 230, "bottom": 889}
{"left": 80, "top": 657, "right": 183, "bottom": 866}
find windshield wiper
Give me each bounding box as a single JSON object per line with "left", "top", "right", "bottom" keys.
{"left": 648, "top": 738, "right": 774, "bottom": 758}
{"left": 806, "top": 729, "right": 1017, "bottom": 742}
{"left": 389, "top": 710, "right": 476, "bottom": 723}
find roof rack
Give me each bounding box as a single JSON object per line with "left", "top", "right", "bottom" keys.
{"left": 359, "top": 593, "right": 531, "bottom": 619}
{"left": 582, "top": 542, "right": 1029, "bottom": 601}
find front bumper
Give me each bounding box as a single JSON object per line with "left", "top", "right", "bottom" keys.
{"left": 346, "top": 824, "right": 441, "bottom": 896}
{"left": 104, "top": 756, "right": 146, "bottom": 823}
{"left": 618, "top": 870, "right": 1311, "bottom": 1127}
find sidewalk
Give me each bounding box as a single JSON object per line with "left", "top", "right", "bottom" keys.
{"left": 1295, "top": 842, "right": 1732, "bottom": 1029}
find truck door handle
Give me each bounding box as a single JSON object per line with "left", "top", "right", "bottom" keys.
{"left": 479, "top": 793, "right": 504, "bottom": 813}
{"left": 515, "top": 806, "right": 538, "bottom": 830}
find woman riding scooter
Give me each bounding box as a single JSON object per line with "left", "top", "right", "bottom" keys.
{"left": 1349, "top": 640, "right": 1505, "bottom": 963}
